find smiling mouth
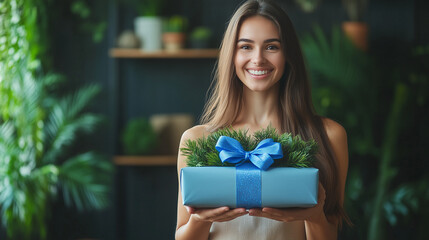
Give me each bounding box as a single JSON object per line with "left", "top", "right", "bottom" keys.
{"left": 247, "top": 69, "right": 272, "bottom": 76}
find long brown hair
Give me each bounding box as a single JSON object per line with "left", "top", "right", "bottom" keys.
{"left": 201, "top": 0, "right": 348, "bottom": 225}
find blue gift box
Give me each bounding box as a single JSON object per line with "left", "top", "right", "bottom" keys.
{"left": 180, "top": 167, "right": 319, "bottom": 208}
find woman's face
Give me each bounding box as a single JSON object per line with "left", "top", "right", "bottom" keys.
{"left": 234, "top": 15, "right": 286, "bottom": 92}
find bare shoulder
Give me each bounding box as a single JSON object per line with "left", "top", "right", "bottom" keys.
{"left": 180, "top": 124, "right": 211, "bottom": 144}
{"left": 321, "top": 117, "right": 348, "bottom": 166}
{"left": 177, "top": 125, "right": 211, "bottom": 170}
{"left": 322, "top": 118, "right": 347, "bottom": 143}
{"left": 321, "top": 118, "right": 349, "bottom": 206}
{"left": 322, "top": 118, "right": 349, "bottom": 188}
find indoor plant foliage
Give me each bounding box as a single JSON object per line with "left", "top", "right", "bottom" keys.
{"left": 0, "top": 66, "right": 113, "bottom": 239}
{"left": 1, "top": 0, "right": 113, "bottom": 239}
{"left": 181, "top": 126, "right": 318, "bottom": 168}
{"left": 163, "top": 15, "right": 188, "bottom": 51}
{"left": 341, "top": 0, "right": 369, "bottom": 51}
{"left": 134, "top": 0, "right": 164, "bottom": 17}
{"left": 189, "top": 26, "right": 213, "bottom": 49}
{"left": 294, "top": 0, "right": 321, "bottom": 13}
{"left": 121, "top": 117, "right": 157, "bottom": 155}
{"left": 342, "top": 0, "right": 368, "bottom": 22}
{"left": 301, "top": 26, "right": 429, "bottom": 239}
{"left": 131, "top": 0, "right": 165, "bottom": 51}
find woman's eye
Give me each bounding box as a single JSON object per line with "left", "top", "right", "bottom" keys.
{"left": 239, "top": 45, "right": 251, "bottom": 50}
{"left": 267, "top": 45, "right": 279, "bottom": 50}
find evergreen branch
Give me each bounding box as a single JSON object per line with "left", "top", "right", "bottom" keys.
{"left": 181, "top": 126, "right": 318, "bottom": 168}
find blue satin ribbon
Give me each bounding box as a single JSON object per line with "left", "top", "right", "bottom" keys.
{"left": 215, "top": 136, "right": 283, "bottom": 208}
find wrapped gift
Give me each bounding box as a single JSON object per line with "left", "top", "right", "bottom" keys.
{"left": 180, "top": 136, "right": 319, "bottom": 208}
{"left": 181, "top": 166, "right": 318, "bottom": 208}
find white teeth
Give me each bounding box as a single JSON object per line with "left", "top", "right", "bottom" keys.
{"left": 248, "top": 69, "right": 269, "bottom": 75}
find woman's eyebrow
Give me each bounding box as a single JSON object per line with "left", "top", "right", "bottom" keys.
{"left": 237, "top": 38, "right": 281, "bottom": 43}
{"left": 264, "top": 38, "right": 281, "bottom": 43}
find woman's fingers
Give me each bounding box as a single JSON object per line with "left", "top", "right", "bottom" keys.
{"left": 188, "top": 183, "right": 327, "bottom": 223}
{"left": 185, "top": 206, "right": 196, "bottom": 214}
{"left": 261, "top": 207, "right": 286, "bottom": 217}
{"left": 249, "top": 207, "right": 314, "bottom": 222}
{"left": 251, "top": 182, "right": 327, "bottom": 222}
{"left": 248, "top": 208, "right": 285, "bottom": 221}
{"left": 215, "top": 209, "right": 249, "bottom": 222}
{"left": 192, "top": 206, "right": 229, "bottom": 215}
{"left": 189, "top": 207, "right": 248, "bottom": 222}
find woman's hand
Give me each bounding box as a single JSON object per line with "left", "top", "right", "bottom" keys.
{"left": 186, "top": 206, "right": 248, "bottom": 223}
{"left": 248, "top": 183, "right": 326, "bottom": 222}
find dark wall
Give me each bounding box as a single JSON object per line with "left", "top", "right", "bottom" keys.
{"left": 47, "top": 0, "right": 425, "bottom": 239}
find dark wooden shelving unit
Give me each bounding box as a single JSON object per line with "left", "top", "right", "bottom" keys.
{"left": 109, "top": 48, "right": 219, "bottom": 59}
{"left": 114, "top": 155, "right": 177, "bottom": 166}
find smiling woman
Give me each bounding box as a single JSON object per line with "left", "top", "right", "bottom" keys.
{"left": 234, "top": 15, "right": 286, "bottom": 93}
{"left": 175, "top": 0, "right": 350, "bottom": 239}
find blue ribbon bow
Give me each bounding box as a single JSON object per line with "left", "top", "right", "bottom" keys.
{"left": 215, "top": 136, "right": 283, "bottom": 170}
{"left": 215, "top": 136, "right": 283, "bottom": 208}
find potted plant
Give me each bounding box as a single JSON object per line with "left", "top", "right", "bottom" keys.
{"left": 162, "top": 15, "right": 188, "bottom": 51}
{"left": 133, "top": 0, "right": 164, "bottom": 51}
{"left": 189, "top": 26, "right": 213, "bottom": 49}
{"left": 293, "top": 0, "right": 321, "bottom": 13}
{"left": 121, "top": 117, "right": 157, "bottom": 155}
{"left": 342, "top": 0, "right": 369, "bottom": 51}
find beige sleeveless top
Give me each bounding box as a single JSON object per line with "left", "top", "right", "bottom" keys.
{"left": 209, "top": 215, "right": 306, "bottom": 240}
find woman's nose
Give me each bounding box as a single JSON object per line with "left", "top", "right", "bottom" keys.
{"left": 251, "top": 49, "right": 266, "bottom": 65}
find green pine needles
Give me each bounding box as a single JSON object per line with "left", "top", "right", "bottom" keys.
{"left": 181, "top": 126, "right": 318, "bottom": 168}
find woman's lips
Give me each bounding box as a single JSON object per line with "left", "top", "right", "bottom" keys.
{"left": 246, "top": 69, "right": 272, "bottom": 78}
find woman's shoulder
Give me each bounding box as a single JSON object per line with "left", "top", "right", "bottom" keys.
{"left": 178, "top": 125, "right": 211, "bottom": 168}
{"left": 321, "top": 117, "right": 347, "bottom": 142}
{"left": 321, "top": 117, "right": 348, "bottom": 176}
{"left": 180, "top": 124, "right": 212, "bottom": 143}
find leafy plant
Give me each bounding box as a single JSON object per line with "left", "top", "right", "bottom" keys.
{"left": 0, "top": 63, "right": 113, "bottom": 239}
{"left": 294, "top": 0, "right": 321, "bottom": 13}
{"left": 119, "top": 0, "right": 164, "bottom": 17}
{"left": 181, "top": 126, "right": 318, "bottom": 168}
{"left": 190, "top": 26, "right": 212, "bottom": 41}
{"left": 301, "top": 26, "right": 429, "bottom": 239}
{"left": 0, "top": 0, "right": 113, "bottom": 239}
{"left": 342, "top": 0, "right": 368, "bottom": 22}
{"left": 164, "top": 15, "right": 188, "bottom": 33}
{"left": 70, "top": 0, "right": 107, "bottom": 43}
{"left": 301, "top": 26, "right": 376, "bottom": 156}
{"left": 121, "top": 117, "right": 157, "bottom": 155}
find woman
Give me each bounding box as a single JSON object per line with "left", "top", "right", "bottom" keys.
{"left": 176, "top": 0, "right": 349, "bottom": 239}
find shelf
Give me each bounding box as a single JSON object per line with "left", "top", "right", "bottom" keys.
{"left": 109, "top": 48, "right": 219, "bottom": 59}
{"left": 114, "top": 155, "right": 177, "bottom": 166}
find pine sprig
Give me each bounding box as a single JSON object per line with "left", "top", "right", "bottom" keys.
{"left": 181, "top": 126, "right": 318, "bottom": 168}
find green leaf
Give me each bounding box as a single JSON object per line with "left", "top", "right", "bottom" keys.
{"left": 58, "top": 152, "right": 113, "bottom": 212}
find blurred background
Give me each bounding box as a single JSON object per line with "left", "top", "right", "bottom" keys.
{"left": 0, "top": 0, "right": 428, "bottom": 239}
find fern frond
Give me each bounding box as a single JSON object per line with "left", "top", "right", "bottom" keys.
{"left": 58, "top": 152, "right": 112, "bottom": 211}
{"left": 61, "top": 84, "right": 101, "bottom": 120}
{"left": 43, "top": 98, "right": 102, "bottom": 164}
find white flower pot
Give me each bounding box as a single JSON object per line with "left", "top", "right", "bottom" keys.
{"left": 134, "top": 16, "right": 162, "bottom": 51}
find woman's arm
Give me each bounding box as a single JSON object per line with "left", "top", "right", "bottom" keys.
{"left": 175, "top": 126, "right": 248, "bottom": 240}
{"left": 249, "top": 119, "right": 349, "bottom": 240}
{"left": 305, "top": 119, "right": 349, "bottom": 239}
